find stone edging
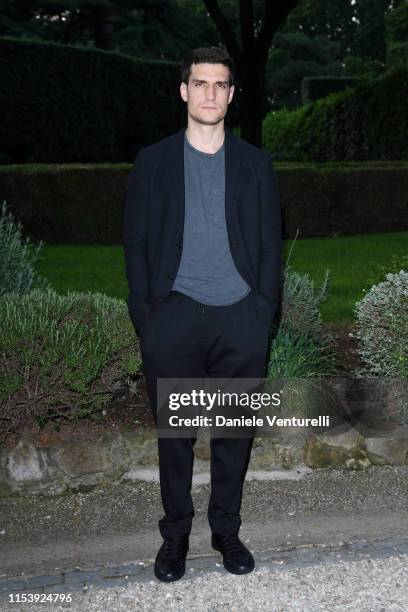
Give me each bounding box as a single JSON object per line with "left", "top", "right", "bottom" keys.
{"left": 1, "top": 536, "right": 407, "bottom": 599}
{"left": 1, "top": 426, "right": 408, "bottom": 497}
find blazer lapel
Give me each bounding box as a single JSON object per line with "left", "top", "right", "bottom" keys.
{"left": 225, "top": 127, "right": 242, "bottom": 234}
{"left": 171, "top": 128, "right": 186, "bottom": 240}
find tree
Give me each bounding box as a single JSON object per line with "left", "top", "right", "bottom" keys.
{"left": 114, "top": 0, "right": 218, "bottom": 60}
{"left": 203, "top": 0, "right": 301, "bottom": 147}
{"left": 266, "top": 31, "right": 343, "bottom": 110}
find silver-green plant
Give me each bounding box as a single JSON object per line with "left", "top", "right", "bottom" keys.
{"left": 354, "top": 270, "right": 408, "bottom": 423}
{"left": 266, "top": 264, "right": 338, "bottom": 420}
{"left": 0, "top": 200, "right": 50, "bottom": 296}
{"left": 354, "top": 271, "right": 408, "bottom": 378}
{"left": 267, "top": 264, "right": 337, "bottom": 379}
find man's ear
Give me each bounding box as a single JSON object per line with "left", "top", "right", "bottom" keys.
{"left": 180, "top": 82, "right": 188, "bottom": 102}
{"left": 228, "top": 84, "right": 235, "bottom": 104}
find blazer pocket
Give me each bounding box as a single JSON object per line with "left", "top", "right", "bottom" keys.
{"left": 127, "top": 296, "right": 151, "bottom": 334}
{"left": 138, "top": 294, "right": 174, "bottom": 336}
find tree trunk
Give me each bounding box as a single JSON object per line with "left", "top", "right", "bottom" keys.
{"left": 237, "top": 63, "right": 266, "bottom": 147}
{"left": 203, "top": 0, "right": 300, "bottom": 147}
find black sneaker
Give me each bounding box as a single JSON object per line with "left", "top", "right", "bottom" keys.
{"left": 154, "top": 534, "right": 189, "bottom": 582}
{"left": 212, "top": 533, "right": 255, "bottom": 575}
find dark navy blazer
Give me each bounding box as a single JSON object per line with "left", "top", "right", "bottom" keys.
{"left": 123, "top": 127, "right": 283, "bottom": 334}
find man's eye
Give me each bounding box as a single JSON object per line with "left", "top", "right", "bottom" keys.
{"left": 218, "top": 83, "right": 227, "bottom": 88}
{"left": 194, "top": 82, "right": 203, "bottom": 87}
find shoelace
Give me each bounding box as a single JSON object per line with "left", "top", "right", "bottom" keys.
{"left": 161, "top": 537, "right": 188, "bottom": 560}
{"left": 216, "top": 534, "right": 246, "bottom": 554}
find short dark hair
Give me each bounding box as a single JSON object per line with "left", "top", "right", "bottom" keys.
{"left": 181, "top": 47, "right": 235, "bottom": 87}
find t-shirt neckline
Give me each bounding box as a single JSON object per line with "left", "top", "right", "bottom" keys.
{"left": 184, "top": 130, "right": 225, "bottom": 157}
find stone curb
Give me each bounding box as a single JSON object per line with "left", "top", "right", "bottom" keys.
{"left": 1, "top": 536, "right": 407, "bottom": 600}
{"left": 1, "top": 425, "right": 408, "bottom": 497}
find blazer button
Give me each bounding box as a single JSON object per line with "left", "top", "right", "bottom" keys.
{"left": 176, "top": 241, "right": 182, "bottom": 249}
{"left": 168, "top": 275, "right": 175, "bottom": 280}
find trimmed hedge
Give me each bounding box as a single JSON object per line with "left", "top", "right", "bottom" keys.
{"left": 263, "top": 65, "right": 408, "bottom": 162}
{"left": 1, "top": 162, "right": 407, "bottom": 242}
{"left": 301, "top": 76, "right": 364, "bottom": 104}
{"left": 0, "top": 36, "right": 185, "bottom": 164}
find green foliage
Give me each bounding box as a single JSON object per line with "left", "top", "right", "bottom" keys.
{"left": 2, "top": 162, "right": 406, "bottom": 251}
{"left": 263, "top": 64, "right": 408, "bottom": 161}
{"left": 115, "top": 1, "right": 218, "bottom": 60}
{"left": 0, "top": 288, "right": 142, "bottom": 437}
{"left": 365, "top": 253, "right": 408, "bottom": 288}
{"left": 0, "top": 0, "right": 219, "bottom": 61}
{"left": 268, "top": 328, "right": 336, "bottom": 379}
{"left": 266, "top": 31, "right": 344, "bottom": 110}
{"left": 282, "top": 0, "right": 356, "bottom": 54}
{"left": 263, "top": 89, "right": 353, "bottom": 162}
{"left": 0, "top": 36, "right": 184, "bottom": 163}
{"left": 386, "top": 42, "right": 408, "bottom": 68}
{"left": 301, "top": 75, "right": 366, "bottom": 104}
{"left": 385, "top": 1, "right": 408, "bottom": 45}
{"left": 352, "top": 0, "right": 387, "bottom": 62}
{"left": 0, "top": 201, "right": 50, "bottom": 296}
{"left": 267, "top": 265, "right": 338, "bottom": 378}
{"left": 342, "top": 54, "right": 385, "bottom": 78}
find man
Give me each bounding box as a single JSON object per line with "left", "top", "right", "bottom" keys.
{"left": 124, "top": 47, "right": 282, "bottom": 582}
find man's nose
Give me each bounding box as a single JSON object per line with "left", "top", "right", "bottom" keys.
{"left": 205, "top": 84, "right": 216, "bottom": 100}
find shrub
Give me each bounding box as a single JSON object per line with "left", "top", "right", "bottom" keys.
{"left": 0, "top": 200, "right": 50, "bottom": 296}
{"left": 355, "top": 271, "right": 408, "bottom": 378}
{"left": 0, "top": 265, "right": 337, "bottom": 436}
{"left": 354, "top": 271, "right": 408, "bottom": 423}
{"left": 0, "top": 288, "right": 142, "bottom": 439}
{"left": 267, "top": 265, "right": 337, "bottom": 379}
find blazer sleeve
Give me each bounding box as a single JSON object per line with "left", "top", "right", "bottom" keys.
{"left": 123, "top": 149, "right": 151, "bottom": 333}
{"left": 258, "top": 152, "right": 283, "bottom": 320}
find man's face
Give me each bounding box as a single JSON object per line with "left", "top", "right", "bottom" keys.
{"left": 180, "top": 62, "right": 235, "bottom": 126}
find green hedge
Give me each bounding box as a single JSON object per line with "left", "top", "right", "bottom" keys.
{"left": 387, "top": 43, "right": 408, "bottom": 67}
{"left": 263, "top": 65, "right": 408, "bottom": 161}
{"left": 301, "top": 76, "right": 364, "bottom": 104}
{"left": 0, "top": 36, "right": 185, "bottom": 164}
{"left": 1, "top": 162, "right": 407, "bottom": 242}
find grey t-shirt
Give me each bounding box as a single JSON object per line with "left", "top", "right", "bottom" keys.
{"left": 171, "top": 130, "right": 250, "bottom": 305}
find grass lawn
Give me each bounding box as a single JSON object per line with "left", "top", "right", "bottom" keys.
{"left": 35, "top": 231, "right": 408, "bottom": 324}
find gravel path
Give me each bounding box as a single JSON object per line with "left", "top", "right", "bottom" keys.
{"left": 2, "top": 553, "right": 408, "bottom": 611}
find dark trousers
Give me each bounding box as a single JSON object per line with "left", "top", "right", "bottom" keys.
{"left": 139, "top": 289, "right": 271, "bottom": 538}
